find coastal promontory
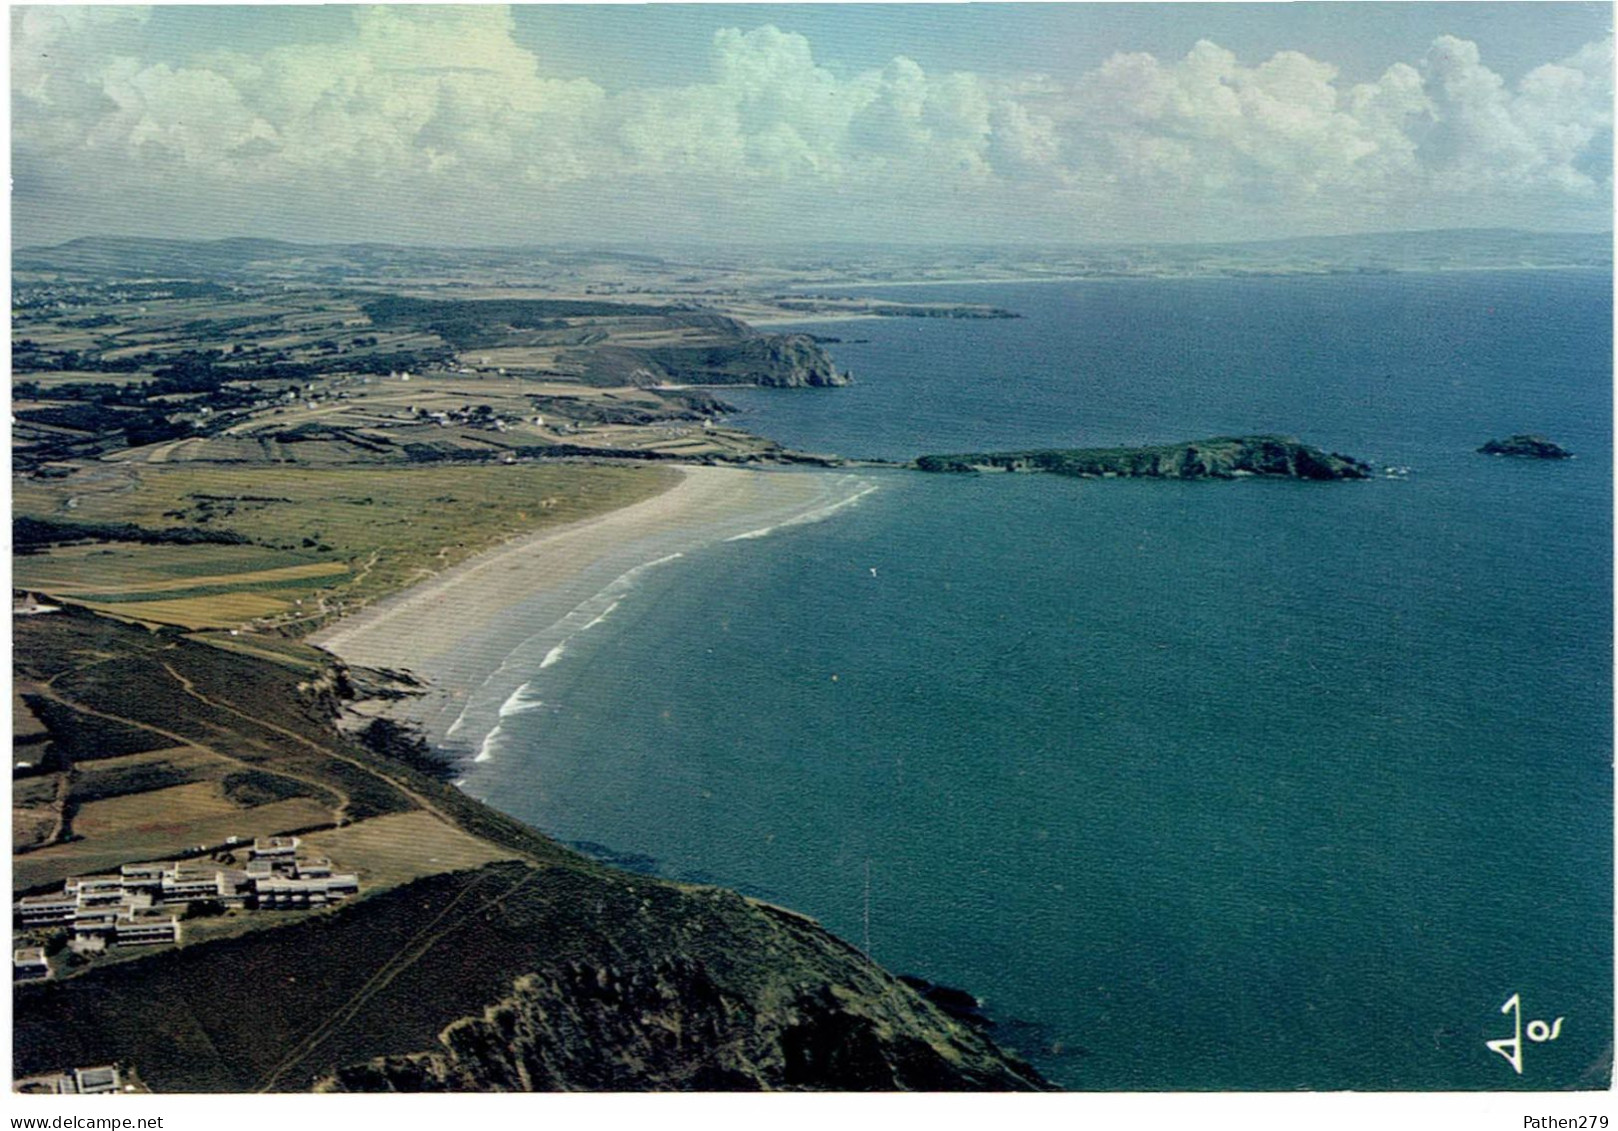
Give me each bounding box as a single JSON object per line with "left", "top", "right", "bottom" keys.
{"left": 11, "top": 606, "right": 1047, "bottom": 1093}
{"left": 914, "top": 435, "right": 1372, "bottom": 480}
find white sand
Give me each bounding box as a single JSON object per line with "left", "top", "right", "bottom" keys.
{"left": 312, "top": 464, "right": 877, "bottom": 750}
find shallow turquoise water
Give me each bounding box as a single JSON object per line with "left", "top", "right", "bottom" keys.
{"left": 463, "top": 270, "right": 1612, "bottom": 1089}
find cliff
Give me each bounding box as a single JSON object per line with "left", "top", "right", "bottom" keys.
{"left": 11, "top": 611, "right": 1043, "bottom": 1093}
{"left": 915, "top": 435, "right": 1371, "bottom": 480}
{"left": 315, "top": 878, "right": 1046, "bottom": 1092}
{"left": 573, "top": 334, "right": 850, "bottom": 388}
{"left": 649, "top": 333, "right": 851, "bottom": 387}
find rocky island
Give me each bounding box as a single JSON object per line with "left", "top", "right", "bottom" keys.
{"left": 1478, "top": 434, "right": 1574, "bottom": 459}
{"left": 914, "top": 435, "right": 1372, "bottom": 480}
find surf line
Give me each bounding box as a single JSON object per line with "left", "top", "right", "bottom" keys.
{"left": 448, "top": 551, "right": 687, "bottom": 760}
{"left": 724, "top": 480, "right": 879, "bottom": 542}
{"left": 453, "top": 476, "right": 879, "bottom": 763}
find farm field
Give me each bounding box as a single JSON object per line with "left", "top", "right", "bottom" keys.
{"left": 15, "top": 462, "right": 678, "bottom": 631}
{"left": 12, "top": 774, "right": 61, "bottom": 852}
{"left": 14, "top": 547, "right": 350, "bottom": 595}
{"left": 299, "top": 811, "right": 521, "bottom": 889}
{"left": 14, "top": 740, "right": 346, "bottom": 890}
{"left": 19, "top": 794, "right": 335, "bottom": 891}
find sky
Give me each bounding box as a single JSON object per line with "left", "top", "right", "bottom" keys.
{"left": 10, "top": 3, "right": 1615, "bottom": 247}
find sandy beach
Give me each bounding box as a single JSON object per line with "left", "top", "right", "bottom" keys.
{"left": 312, "top": 463, "right": 877, "bottom": 755}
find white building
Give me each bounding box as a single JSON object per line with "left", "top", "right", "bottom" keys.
{"left": 114, "top": 914, "right": 181, "bottom": 947}
{"left": 249, "top": 836, "right": 300, "bottom": 864}
{"left": 13, "top": 947, "right": 49, "bottom": 981}
{"left": 17, "top": 893, "right": 77, "bottom": 926}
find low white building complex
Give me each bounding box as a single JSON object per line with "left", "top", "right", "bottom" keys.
{"left": 14, "top": 835, "right": 358, "bottom": 951}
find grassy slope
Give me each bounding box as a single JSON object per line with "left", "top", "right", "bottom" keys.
{"left": 13, "top": 860, "right": 1045, "bottom": 1092}
{"left": 12, "top": 608, "right": 1046, "bottom": 1092}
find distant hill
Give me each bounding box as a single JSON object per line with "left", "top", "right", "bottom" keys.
{"left": 15, "top": 236, "right": 308, "bottom": 277}
{"left": 13, "top": 228, "right": 1610, "bottom": 283}
{"left": 13, "top": 236, "right": 596, "bottom": 281}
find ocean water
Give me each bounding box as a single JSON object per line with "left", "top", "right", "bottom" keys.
{"left": 461, "top": 269, "right": 1612, "bottom": 1090}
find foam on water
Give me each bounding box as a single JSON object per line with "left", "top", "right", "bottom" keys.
{"left": 441, "top": 475, "right": 879, "bottom": 760}
{"left": 724, "top": 482, "right": 879, "bottom": 541}
{"left": 443, "top": 552, "right": 691, "bottom": 765}
{"left": 498, "top": 683, "right": 544, "bottom": 717}
{"left": 580, "top": 600, "right": 620, "bottom": 632}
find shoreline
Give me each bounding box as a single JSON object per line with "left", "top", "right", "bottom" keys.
{"left": 312, "top": 462, "right": 879, "bottom": 761}
{"left": 768, "top": 261, "right": 1611, "bottom": 295}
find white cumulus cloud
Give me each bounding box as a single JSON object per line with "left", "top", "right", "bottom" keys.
{"left": 10, "top": 6, "right": 1613, "bottom": 243}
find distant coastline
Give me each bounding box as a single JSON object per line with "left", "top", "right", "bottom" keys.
{"left": 789, "top": 262, "right": 1612, "bottom": 292}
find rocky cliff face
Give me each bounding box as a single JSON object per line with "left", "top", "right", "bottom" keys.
{"left": 320, "top": 950, "right": 1045, "bottom": 1092}
{"left": 643, "top": 333, "right": 852, "bottom": 388}
{"left": 916, "top": 435, "right": 1371, "bottom": 480}
{"left": 312, "top": 885, "right": 1046, "bottom": 1093}
{"left": 568, "top": 334, "right": 850, "bottom": 389}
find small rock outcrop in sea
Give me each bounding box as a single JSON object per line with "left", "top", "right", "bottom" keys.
{"left": 1478, "top": 434, "right": 1574, "bottom": 459}
{"left": 914, "top": 435, "right": 1372, "bottom": 481}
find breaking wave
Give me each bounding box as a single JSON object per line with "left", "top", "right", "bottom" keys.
{"left": 724, "top": 481, "right": 878, "bottom": 542}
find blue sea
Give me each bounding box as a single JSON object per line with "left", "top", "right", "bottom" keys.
{"left": 463, "top": 269, "right": 1612, "bottom": 1090}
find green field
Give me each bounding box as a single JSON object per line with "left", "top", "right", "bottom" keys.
{"left": 14, "top": 462, "right": 678, "bottom": 631}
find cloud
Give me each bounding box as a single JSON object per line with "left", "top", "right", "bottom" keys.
{"left": 10, "top": 6, "right": 1613, "bottom": 242}
{"left": 1070, "top": 41, "right": 1419, "bottom": 201}
{"left": 1417, "top": 34, "right": 1613, "bottom": 194}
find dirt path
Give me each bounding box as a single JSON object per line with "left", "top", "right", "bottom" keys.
{"left": 28, "top": 684, "right": 351, "bottom": 826}
{"left": 252, "top": 867, "right": 540, "bottom": 1091}
{"left": 42, "top": 773, "right": 73, "bottom": 848}
{"left": 156, "top": 661, "right": 535, "bottom": 866}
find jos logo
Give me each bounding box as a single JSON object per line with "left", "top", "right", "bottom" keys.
{"left": 1486, "top": 992, "right": 1564, "bottom": 1075}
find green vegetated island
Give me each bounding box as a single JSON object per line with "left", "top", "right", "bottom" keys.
{"left": 11, "top": 234, "right": 1566, "bottom": 1094}
{"left": 914, "top": 435, "right": 1373, "bottom": 480}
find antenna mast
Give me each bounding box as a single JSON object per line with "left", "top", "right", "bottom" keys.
{"left": 862, "top": 858, "right": 872, "bottom": 958}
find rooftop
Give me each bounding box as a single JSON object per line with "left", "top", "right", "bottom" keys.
{"left": 253, "top": 836, "right": 300, "bottom": 851}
